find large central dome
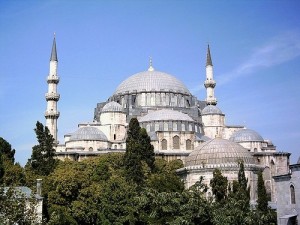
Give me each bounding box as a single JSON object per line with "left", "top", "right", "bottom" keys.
{"left": 114, "top": 69, "right": 191, "bottom": 95}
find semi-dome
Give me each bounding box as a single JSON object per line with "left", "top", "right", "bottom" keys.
{"left": 114, "top": 69, "right": 191, "bottom": 95}
{"left": 70, "top": 126, "right": 108, "bottom": 141}
{"left": 202, "top": 105, "right": 223, "bottom": 115}
{"left": 139, "top": 109, "right": 194, "bottom": 122}
{"left": 229, "top": 128, "right": 264, "bottom": 143}
{"left": 185, "top": 138, "right": 255, "bottom": 167}
{"left": 102, "top": 101, "right": 124, "bottom": 113}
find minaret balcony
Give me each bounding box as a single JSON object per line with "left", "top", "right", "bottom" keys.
{"left": 45, "top": 111, "right": 60, "bottom": 118}
{"left": 47, "top": 75, "right": 60, "bottom": 84}
{"left": 45, "top": 93, "right": 60, "bottom": 101}
{"left": 206, "top": 98, "right": 217, "bottom": 105}
{"left": 204, "top": 80, "right": 216, "bottom": 88}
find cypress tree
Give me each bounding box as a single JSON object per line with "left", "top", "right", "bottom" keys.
{"left": 0, "top": 153, "right": 4, "bottom": 184}
{"left": 210, "top": 168, "right": 228, "bottom": 202}
{"left": 257, "top": 170, "right": 268, "bottom": 211}
{"left": 139, "top": 128, "right": 155, "bottom": 171}
{"left": 124, "top": 118, "right": 155, "bottom": 184}
{"left": 0, "top": 137, "right": 16, "bottom": 163}
{"left": 124, "top": 118, "right": 144, "bottom": 184}
{"left": 26, "top": 121, "right": 57, "bottom": 176}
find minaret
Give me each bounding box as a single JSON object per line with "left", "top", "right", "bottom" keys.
{"left": 45, "top": 35, "right": 60, "bottom": 144}
{"left": 204, "top": 44, "right": 217, "bottom": 105}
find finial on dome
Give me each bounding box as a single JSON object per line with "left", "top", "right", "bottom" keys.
{"left": 148, "top": 57, "right": 155, "bottom": 71}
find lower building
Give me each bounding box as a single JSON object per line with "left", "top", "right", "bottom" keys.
{"left": 274, "top": 158, "right": 300, "bottom": 225}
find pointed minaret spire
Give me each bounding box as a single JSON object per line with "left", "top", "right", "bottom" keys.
{"left": 148, "top": 56, "right": 154, "bottom": 71}
{"left": 50, "top": 33, "right": 58, "bottom": 62}
{"left": 204, "top": 44, "right": 217, "bottom": 105}
{"left": 45, "top": 35, "right": 60, "bottom": 145}
{"left": 206, "top": 44, "right": 213, "bottom": 66}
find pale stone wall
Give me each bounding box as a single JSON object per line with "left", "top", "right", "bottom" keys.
{"left": 180, "top": 167, "right": 258, "bottom": 201}
{"left": 274, "top": 165, "right": 300, "bottom": 225}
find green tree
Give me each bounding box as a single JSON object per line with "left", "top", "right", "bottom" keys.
{"left": 257, "top": 170, "right": 268, "bottom": 212}
{"left": 140, "top": 128, "right": 155, "bottom": 171}
{"left": 0, "top": 187, "right": 38, "bottom": 224}
{"left": 26, "top": 121, "right": 58, "bottom": 176}
{"left": 0, "top": 153, "right": 4, "bottom": 184}
{"left": 0, "top": 137, "right": 16, "bottom": 163}
{"left": 123, "top": 118, "right": 145, "bottom": 184}
{"left": 210, "top": 169, "right": 228, "bottom": 202}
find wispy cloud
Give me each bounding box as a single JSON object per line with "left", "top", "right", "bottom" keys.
{"left": 191, "top": 30, "right": 300, "bottom": 93}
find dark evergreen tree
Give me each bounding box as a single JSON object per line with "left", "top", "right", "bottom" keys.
{"left": 26, "top": 121, "right": 57, "bottom": 176}
{"left": 257, "top": 170, "right": 268, "bottom": 212}
{"left": 238, "top": 161, "right": 248, "bottom": 192}
{"left": 124, "top": 118, "right": 155, "bottom": 184}
{"left": 0, "top": 137, "right": 16, "bottom": 163}
{"left": 139, "top": 128, "right": 155, "bottom": 171}
{"left": 0, "top": 153, "right": 4, "bottom": 184}
{"left": 124, "top": 118, "right": 144, "bottom": 184}
{"left": 210, "top": 168, "right": 228, "bottom": 202}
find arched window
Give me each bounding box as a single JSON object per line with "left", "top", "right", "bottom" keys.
{"left": 173, "top": 122, "right": 177, "bottom": 131}
{"left": 173, "top": 136, "right": 180, "bottom": 149}
{"left": 161, "top": 139, "right": 167, "bottom": 150}
{"left": 186, "top": 139, "right": 192, "bottom": 150}
{"left": 120, "top": 144, "right": 123, "bottom": 149}
{"left": 114, "top": 145, "right": 117, "bottom": 149}
{"left": 181, "top": 123, "right": 185, "bottom": 131}
{"left": 164, "top": 122, "right": 168, "bottom": 131}
{"left": 89, "top": 147, "right": 93, "bottom": 151}
{"left": 291, "top": 185, "right": 296, "bottom": 204}
{"left": 114, "top": 134, "right": 116, "bottom": 140}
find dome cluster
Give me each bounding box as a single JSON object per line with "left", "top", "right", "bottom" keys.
{"left": 230, "top": 129, "right": 264, "bottom": 143}
{"left": 102, "top": 101, "right": 124, "bottom": 113}
{"left": 139, "top": 109, "right": 194, "bottom": 122}
{"left": 70, "top": 126, "right": 107, "bottom": 141}
{"left": 185, "top": 138, "right": 256, "bottom": 167}
{"left": 114, "top": 70, "right": 191, "bottom": 95}
{"left": 202, "top": 105, "right": 223, "bottom": 115}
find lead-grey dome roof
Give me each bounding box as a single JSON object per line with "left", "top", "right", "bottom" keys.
{"left": 70, "top": 126, "right": 108, "bottom": 141}
{"left": 102, "top": 101, "right": 124, "bottom": 113}
{"left": 139, "top": 109, "right": 194, "bottom": 122}
{"left": 114, "top": 70, "right": 191, "bottom": 95}
{"left": 229, "top": 129, "right": 264, "bottom": 143}
{"left": 185, "top": 138, "right": 255, "bottom": 167}
{"left": 202, "top": 105, "right": 223, "bottom": 115}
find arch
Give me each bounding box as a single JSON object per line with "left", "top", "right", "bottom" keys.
{"left": 186, "top": 139, "right": 192, "bottom": 150}
{"left": 114, "top": 134, "right": 116, "bottom": 140}
{"left": 114, "top": 145, "right": 117, "bottom": 149}
{"left": 161, "top": 139, "right": 167, "bottom": 150}
{"left": 290, "top": 185, "right": 296, "bottom": 204}
{"left": 173, "top": 136, "right": 180, "bottom": 149}
{"left": 88, "top": 147, "right": 93, "bottom": 151}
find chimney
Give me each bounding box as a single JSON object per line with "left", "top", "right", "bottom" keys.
{"left": 36, "top": 179, "right": 42, "bottom": 196}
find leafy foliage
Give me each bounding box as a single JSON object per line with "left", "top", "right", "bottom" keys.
{"left": 0, "top": 187, "right": 38, "bottom": 224}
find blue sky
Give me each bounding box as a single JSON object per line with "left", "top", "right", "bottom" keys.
{"left": 0, "top": 0, "right": 299, "bottom": 166}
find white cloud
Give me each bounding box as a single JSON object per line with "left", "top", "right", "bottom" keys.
{"left": 191, "top": 29, "right": 300, "bottom": 93}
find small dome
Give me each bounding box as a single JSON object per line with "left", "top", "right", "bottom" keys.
{"left": 139, "top": 109, "right": 194, "bottom": 122}
{"left": 70, "top": 126, "right": 108, "bottom": 141}
{"left": 102, "top": 101, "right": 124, "bottom": 113}
{"left": 230, "top": 129, "right": 264, "bottom": 143}
{"left": 114, "top": 70, "right": 191, "bottom": 95}
{"left": 202, "top": 105, "right": 223, "bottom": 115}
{"left": 186, "top": 138, "right": 255, "bottom": 167}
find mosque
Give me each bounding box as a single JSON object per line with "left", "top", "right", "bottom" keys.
{"left": 45, "top": 37, "right": 292, "bottom": 206}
